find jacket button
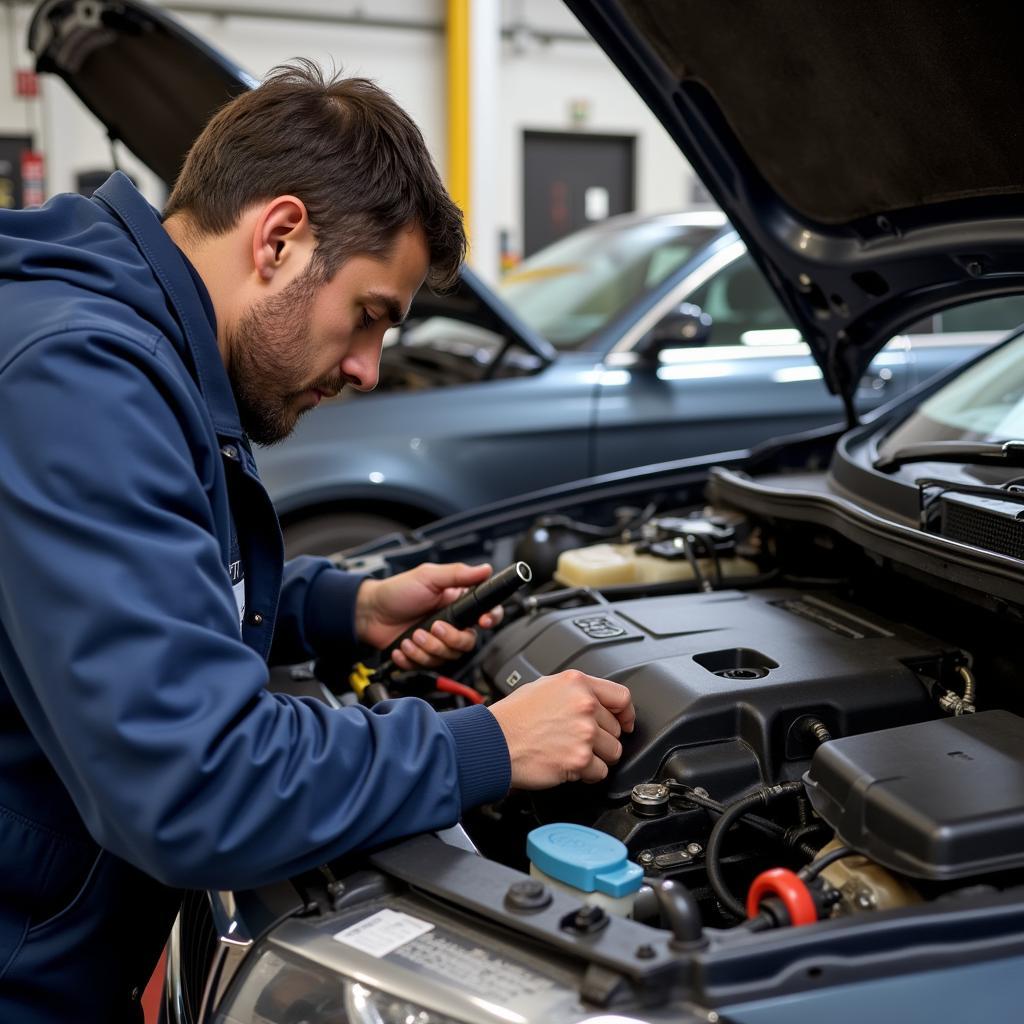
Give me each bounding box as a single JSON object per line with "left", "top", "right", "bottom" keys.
{"left": 250, "top": 612, "right": 264, "bottom": 625}
{"left": 220, "top": 444, "right": 238, "bottom": 460}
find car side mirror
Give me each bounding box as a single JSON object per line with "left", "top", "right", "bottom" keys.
{"left": 638, "top": 303, "right": 713, "bottom": 362}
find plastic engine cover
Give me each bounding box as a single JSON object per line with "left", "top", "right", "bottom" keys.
{"left": 805, "top": 710, "right": 1024, "bottom": 879}
{"left": 482, "top": 588, "right": 949, "bottom": 801}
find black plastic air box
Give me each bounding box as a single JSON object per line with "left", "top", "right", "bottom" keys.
{"left": 805, "top": 710, "right": 1024, "bottom": 880}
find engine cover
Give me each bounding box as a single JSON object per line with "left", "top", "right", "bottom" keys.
{"left": 482, "top": 589, "right": 949, "bottom": 800}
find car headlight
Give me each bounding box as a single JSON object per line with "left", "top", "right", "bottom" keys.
{"left": 215, "top": 949, "right": 472, "bottom": 1024}
{"left": 346, "top": 981, "right": 464, "bottom": 1024}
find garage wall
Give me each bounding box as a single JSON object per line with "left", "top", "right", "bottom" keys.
{"left": 0, "top": 0, "right": 699, "bottom": 278}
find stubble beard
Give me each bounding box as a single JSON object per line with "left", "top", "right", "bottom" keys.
{"left": 226, "top": 270, "right": 343, "bottom": 446}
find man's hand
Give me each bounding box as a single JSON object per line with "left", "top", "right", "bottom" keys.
{"left": 489, "top": 671, "right": 636, "bottom": 788}
{"left": 356, "top": 562, "right": 503, "bottom": 670}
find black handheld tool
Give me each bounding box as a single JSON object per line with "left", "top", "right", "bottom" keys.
{"left": 387, "top": 561, "right": 533, "bottom": 655}
{"left": 358, "top": 562, "right": 533, "bottom": 701}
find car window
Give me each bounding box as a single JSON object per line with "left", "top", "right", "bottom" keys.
{"left": 936, "top": 295, "right": 1024, "bottom": 334}
{"left": 684, "top": 252, "right": 794, "bottom": 346}
{"left": 878, "top": 330, "right": 1024, "bottom": 450}
{"left": 498, "top": 219, "right": 721, "bottom": 350}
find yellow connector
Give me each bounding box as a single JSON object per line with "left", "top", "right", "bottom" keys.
{"left": 348, "top": 661, "right": 375, "bottom": 698}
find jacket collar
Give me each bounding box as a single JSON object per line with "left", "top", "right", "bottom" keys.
{"left": 93, "top": 172, "right": 243, "bottom": 439}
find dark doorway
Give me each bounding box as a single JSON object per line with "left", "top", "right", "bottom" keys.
{"left": 0, "top": 136, "right": 32, "bottom": 209}
{"left": 523, "top": 131, "right": 635, "bottom": 256}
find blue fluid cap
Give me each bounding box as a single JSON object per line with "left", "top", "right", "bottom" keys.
{"left": 527, "top": 823, "right": 643, "bottom": 897}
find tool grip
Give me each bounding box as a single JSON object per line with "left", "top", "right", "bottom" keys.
{"left": 387, "top": 561, "right": 532, "bottom": 653}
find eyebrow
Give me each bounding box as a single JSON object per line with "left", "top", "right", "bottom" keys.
{"left": 365, "top": 291, "right": 406, "bottom": 326}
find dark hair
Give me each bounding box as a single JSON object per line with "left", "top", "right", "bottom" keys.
{"left": 164, "top": 60, "right": 465, "bottom": 290}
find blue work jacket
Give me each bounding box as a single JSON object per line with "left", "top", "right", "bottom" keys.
{"left": 0, "top": 173, "right": 510, "bottom": 1023}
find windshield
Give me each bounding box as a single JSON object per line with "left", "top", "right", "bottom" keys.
{"left": 498, "top": 217, "right": 722, "bottom": 349}
{"left": 878, "top": 326, "right": 1024, "bottom": 456}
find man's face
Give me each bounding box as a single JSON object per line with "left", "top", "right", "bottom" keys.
{"left": 227, "top": 223, "right": 429, "bottom": 445}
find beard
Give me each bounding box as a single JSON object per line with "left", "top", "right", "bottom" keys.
{"left": 226, "top": 270, "right": 344, "bottom": 446}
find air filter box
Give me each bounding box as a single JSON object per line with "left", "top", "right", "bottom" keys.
{"left": 804, "top": 710, "right": 1024, "bottom": 880}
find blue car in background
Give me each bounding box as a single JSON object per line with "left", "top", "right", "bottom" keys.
{"left": 263, "top": 211, "right": 1023, "bottom": 553}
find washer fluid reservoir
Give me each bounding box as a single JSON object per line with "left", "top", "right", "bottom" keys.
{"left": 527, "top": 823, "right": 643, "bottom": 917}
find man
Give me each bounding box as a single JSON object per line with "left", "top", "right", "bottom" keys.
{"left": 0, "top": 64, "right": 634, "bottom": 1022}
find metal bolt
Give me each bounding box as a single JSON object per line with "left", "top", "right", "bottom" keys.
{"left": 635, "top": 943, "right": 656, "bottom": 959}
{"left": 686, "top": 843, "right": 703, "bottom": 857}
{"left": 854, "top": 889, "right": 877, "bottom": 910}
{"left": 505, "top": 879, "right": 552, "bottom": 912}
{"left": 798, "top": 273, "right": 812, "bottom": 288}
{"left": 565, "top": 904, "right": 608, "bottom": 935}
{"left": 639, "top": 850, "right": 654, "bottom": 866}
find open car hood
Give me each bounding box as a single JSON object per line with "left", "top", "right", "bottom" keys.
{"left": 568, "top": 0, "right": 1024, "bottom": 413}
{"left": 29, "top": 0, "right": 254, "bottom": 185}
{"left": 28, "top": 0, "right": 555, "bottom": 365}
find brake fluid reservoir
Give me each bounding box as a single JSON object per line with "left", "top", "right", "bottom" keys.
{"left": 527, "top": 823, "right": 643, "bottom": 917}
{"left": 554, "top": 542, "right": 758, "bottom": 587}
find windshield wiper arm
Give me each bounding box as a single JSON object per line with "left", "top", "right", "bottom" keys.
{"left": 874, "top": 439, "right": 1024, "bottom": 473}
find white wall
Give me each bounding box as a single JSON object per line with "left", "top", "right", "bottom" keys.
{"left": 0, "top": 0, "right": 698, "bottom": 277}
{"left": 498, "top": 0, "right": 695, "bottom": 262}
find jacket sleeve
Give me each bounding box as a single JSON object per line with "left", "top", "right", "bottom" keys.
{"left": 268, "top": 556, "right": 367, "bottom": 667}
{"left": 0, "top": 328, "right": 510, "bottom": 890}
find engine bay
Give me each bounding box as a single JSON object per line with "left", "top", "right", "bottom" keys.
{"left": 330, "top": 478, "right": 1024, "bottom": 942}
{"left": 215, "top": 465, "right": 1024, "bottom": 1024}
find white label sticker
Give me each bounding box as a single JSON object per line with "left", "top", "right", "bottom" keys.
{"left": 332, "top": 909, "right": 435, "bottom": 958}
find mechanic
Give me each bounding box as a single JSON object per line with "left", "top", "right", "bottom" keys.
{"left": 0, "top": 64, "right": 635, "bottom": 1023}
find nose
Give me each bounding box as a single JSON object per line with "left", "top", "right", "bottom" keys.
{"left": 341, "top": 334, "right": 383, "bottom": 392}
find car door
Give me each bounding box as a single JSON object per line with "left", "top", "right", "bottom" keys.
{"left": 591, "top": 248, "right": 910, "bottom": 473}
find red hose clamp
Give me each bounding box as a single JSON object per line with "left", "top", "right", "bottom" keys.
{"left": 746, "top": 867, "right": 818, "bottom": 926}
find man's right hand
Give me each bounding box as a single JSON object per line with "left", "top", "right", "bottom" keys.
{"left": 488, "top": 671, "right": 636, "bottom": 788}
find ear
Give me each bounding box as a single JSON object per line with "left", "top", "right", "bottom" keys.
{"left": 251, "top": 196, "right": 312, "bottom": 283}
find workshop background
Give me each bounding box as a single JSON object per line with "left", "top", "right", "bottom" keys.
{"left": 0, "top": 0, "right": 705, "bottom": 284}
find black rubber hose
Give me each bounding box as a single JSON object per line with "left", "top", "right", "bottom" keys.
{"left": 666, "top": 783, "right": 786, "bottom": 841}
{"left": 706, "top": 781, "right": 804, "bottom": 921}
{"left": 650, "top": 878, "right": 705, "bottom": 948}
{"left": 800, "top": 845, "right": 857, "bottom": 881}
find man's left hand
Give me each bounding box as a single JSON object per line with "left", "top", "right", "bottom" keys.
{"left": 355, "top": 562, "right": 503, "bottom": 670}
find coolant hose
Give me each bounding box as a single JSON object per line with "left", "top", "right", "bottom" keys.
{"left": 651, "top": 878, "right": 705, "bottom": 948}
{"left": 706, "top": 781, "right": 804, "bottom": 920}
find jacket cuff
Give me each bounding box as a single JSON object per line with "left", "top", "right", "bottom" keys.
{"left": 440, "top": 704, "right": 511, "bottom": 811}
{"left": 304, "top": 567, "right": 367, "bottom": 654}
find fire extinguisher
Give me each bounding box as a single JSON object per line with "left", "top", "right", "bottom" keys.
{"left": 20, "top": 150, "right": 45, "bottom": 208}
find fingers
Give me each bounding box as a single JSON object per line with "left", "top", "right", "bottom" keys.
{"left": 582, "top": 674, "right": 636, "bottom": 733}
{"left": 417, "top": 561, "right": 492, "bottom": 593}
{"left": 477, "top": 604, "right": 504, "bottom": 630}
{"left": 574, "top": 756, "right": 610, "bottom": 784}
{"left": 591, "top": 725, "right": 623, "bottom": 767}
{"left": 391, "top": 620, "right": 477, "bottom": 669}
{"left": 593, "top": 702, "right": 622, "bottom": 739}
